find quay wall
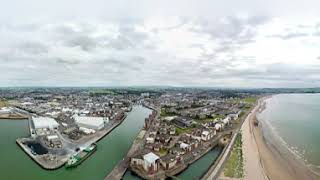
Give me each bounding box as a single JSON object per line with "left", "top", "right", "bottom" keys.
{"left": 16, "top": 139, "right": 65, "bottom": 170}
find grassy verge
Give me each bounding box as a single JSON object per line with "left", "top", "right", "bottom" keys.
{"left": 175, "top": 127, "right": 193, "bottom": 135}
{"left": 223, "top": 132, "right": 244, "bottom": 178}
{"left": 0, "top": 100, "right": 8, "bottom": 108}
{"left": 159, "top": 148, "right": 168, "bottom": 156}
{"left": 243, "top": 97, "right": 257, "bottom": 104}
{"left": 160, "top": 108, "right": 177, "bottom": 117}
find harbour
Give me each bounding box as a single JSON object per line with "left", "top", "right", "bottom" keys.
{"left": 0, "top": 106, "right": 152, "bottom": 180}
{"left": 2, "top": 105, "right": 227, "bottom": 180}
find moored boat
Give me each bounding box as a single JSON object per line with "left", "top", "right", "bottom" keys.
{"left": 65, "top": 143, "right": 97, "bottom": 168}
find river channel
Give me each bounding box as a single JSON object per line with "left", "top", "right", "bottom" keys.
{"left": 0, "top": 105, "right": 222, "bottom": 180}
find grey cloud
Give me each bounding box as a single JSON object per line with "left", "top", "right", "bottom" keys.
{"left": 188, "top": 16, "right": 269, "bottom": 63}
{"left": 106, "top": 25, "right": 151, "bottom": 50}
{"left": 230, "top": 63, "right": 320, "bottom": 83}
{"left": 191, "top": 16, "right": 268, "bottom": 43}
{"left": 16, "top": 41, "right": 48, "bottom": 54}
{"left": 1, "top": 23, "right": 40, "bottom": 32}
{"left": 106, "top": 36, "right": 135, "bottom": 50}
{"left": 54, "top": 58, "right": 80, "bottom": 65}
{"left": 65, "top": 35, "right": 97, "bottom": 51}
{"left": 312, "top": 23, "right": 320, "bottom": 36}
{"left": 131, "top": 56, "right": 146, "bottom": 64}
{"left": 152, "top": 17, "right": 189, "bottom": 32}
{"left": 269, "top": 32, "right": 309, "bottom": 39}
{"left": 51, "top": 24, "right": 99, "bottom": 51}
{"left": 54, "top": 24, "right": 77, "bottom": 34}
{"left": 96, "top": 56, "right": 146, "bottom": 72}
{"left": 0, "top": 13, "right": 320, "bottom": 88}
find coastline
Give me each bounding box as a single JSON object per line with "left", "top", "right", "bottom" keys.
{"left": 247, "top": 96, "right": 320, "bottom": 180}
{"left": 242, "top": 98, "right": 268, "bottom": 180}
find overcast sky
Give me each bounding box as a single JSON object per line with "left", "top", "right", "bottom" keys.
{"left": 1, "top": 0, "right": 320, "bottom": 88}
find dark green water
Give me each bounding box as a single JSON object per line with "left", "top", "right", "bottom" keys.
{"left": 0, "top": 106, "right": 151, "bottom": 180}
{"left": 122, "top": 146, "right": 223, "bottom": 180}
{"left": 177, "top": 146, "right": 223, "bottom": 180}
{"left": 258, "top": 94, "right": 320, "bottom": 173}
{"left": 0, "top": 105, "right": 222, "bottom": 180}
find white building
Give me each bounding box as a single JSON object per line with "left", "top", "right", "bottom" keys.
{"left": 46, "top": 134, "right": 59, "bottom": 141}
{"left": 146, "top": 137, "right": 155, "bottom": 144}
{"left": 79, "top": 127, "right": 96, "bottom": 134}
{"left": 141, "top": 92, "right": 150, "bottom": 97}
{"left": 73, "top": 115, "right": 107, "bottom": 130}
{"left": 201, "top": 130, "right": 215, "bottom": 141}
{"left": 223, "top": 117, "right": 230, "bottom": 125}
{"left": 180, "top": 142, "right": 191, "bottom": 151}
{"left": 215, "top": 123, "right": 222, "bottom": 131}
{"left": 32, "top": 117, "right": 59, "bottom": 130}
{"left": 143, "top": 152, "right": 160, "bottom": 173}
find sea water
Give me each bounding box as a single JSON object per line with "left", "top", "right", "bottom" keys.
{"left": 258, "top": 94, "right": 320, "bottom": 174}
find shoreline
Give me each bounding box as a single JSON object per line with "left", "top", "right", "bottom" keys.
{"left": 0, "top": 116, "right": 29, "bottom": 120}
{"left": 248, "top": 96, "right": 320, "bottom": 180}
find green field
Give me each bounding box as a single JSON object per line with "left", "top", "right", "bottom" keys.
{"left": 160, "top": 108, "right": 177, "bottom": 117}
{"left": 223, "top": 133, "right": 244, "bottom": 178}
{"left": 227, "top": 97, "right": 257, "bottom": 104}
{"left": 243, "top": 97, "right": 257, "bottom": 103}
{"left": 159, "top": 148, "right": 168, "bottom": 156}
{"left": 89, "top": 89, "right": 117, "bottom": 96}
{"left": 0, "top": 100, "right": 8, "bottom": 107}
{"left": 175, "top": 127, "right": 193, "bottom": 135}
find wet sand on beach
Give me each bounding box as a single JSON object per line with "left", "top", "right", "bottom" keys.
{"left": 242, "top": 103, "right": 267, "bottom": 180}
{"left": 243, "top": 97, "right": 320, "bottom": 180}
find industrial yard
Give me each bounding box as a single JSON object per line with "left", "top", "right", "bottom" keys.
{"left": 2, "top": 88, "right": 131, "bottom": 169}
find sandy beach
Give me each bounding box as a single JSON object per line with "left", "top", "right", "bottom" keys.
{"left": 242, "top": 97, "right": 320, "bottom": 180}
{"left": 242, "top": 100, "right": 267, "bottom": 180}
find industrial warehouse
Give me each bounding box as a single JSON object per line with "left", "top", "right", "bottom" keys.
{"left": 14, "top": 91, "right": 131, "bottom": 170}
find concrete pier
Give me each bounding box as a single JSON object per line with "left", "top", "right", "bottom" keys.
{"left": 16, "top": 138, "right": 67, "bottom": 170}
{"left": 104, "top": 158, "right": 130, "bottom": 180}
